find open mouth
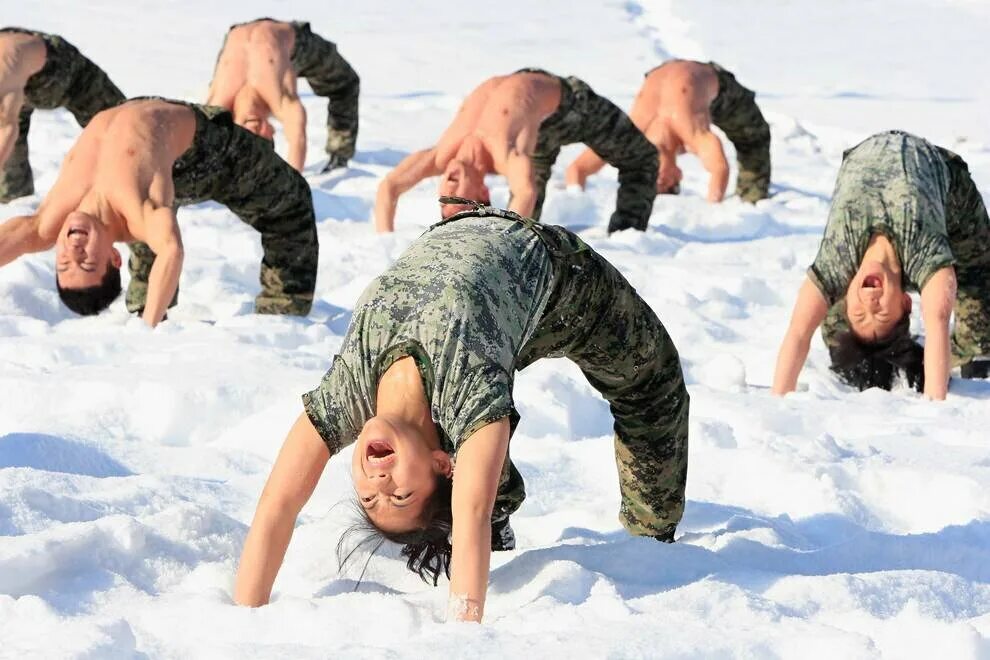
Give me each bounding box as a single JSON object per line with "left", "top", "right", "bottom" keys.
{"left": 366, "top": 440, "right": 395, "bottom": 465}
{"left": 863, "top": 275, "right": 882, "bottom": 289}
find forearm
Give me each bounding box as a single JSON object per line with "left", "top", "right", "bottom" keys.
{"left": 707, "top": 167, "right": 729, "bottom": 203}
{"left": 0, "top": 124, "right": 17, "bottom": 171}
{"left": 507, "top": 187, "right": 537, "bottom": 218}
{"left": 374, "top": 180, "right": 399, "bottom": 233}
{"left": 772, "top": 334, "right": 811, "bottom": 395}
{"left": 234, "top": 501, "right": 298, "bottom": 606}
{"left": 923, "top": 317, "right": 951, "bottom": 400}
{"left": 448, "top": 512, "right": 493, "bottom": 622}
{"left": 0, "top": 215, "right": 45, "bottom": 267}
{"left": 287, "top": 137, "right": 307, "bottom": 173}
{"left": 142, "top": 246, "right": 183, "bottom": 327}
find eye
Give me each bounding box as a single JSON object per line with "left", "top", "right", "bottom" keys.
{"left": 360, "top": 495, "right": 375, "bottom": 504}
{"left": 393, "top": 492, "right": 411, "bottom": 501}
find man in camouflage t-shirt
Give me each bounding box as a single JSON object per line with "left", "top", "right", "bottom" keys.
{"left": 304, "top": 200, "right": 689, "bottom": 542}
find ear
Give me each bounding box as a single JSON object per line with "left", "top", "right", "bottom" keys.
{"left": 431, "top": 449, "right": 453, "bottom": 478}
{"left": 110, "top": 247, "right": 122, "bottom": 269}
{"left": 902, "top": 292, "right": 912, "bottom": 314}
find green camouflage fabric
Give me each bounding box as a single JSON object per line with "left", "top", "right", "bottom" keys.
{"left": 0, "top": 28, "right": 124, "bottom": 202}
{"left": 216, "top": 19, "right": 360, "bottom": 164}
{"left": 125, "top": 99, "right": 318, "bottom": 316}
{"left": 708, "top": 62, "right": 771, "bottom": 203}
{"left": 303, "top": 200, "right": 689, "bottom": 540}
{"left": 515, "top": 68, "right": 658, "bottom": 234}
{"left": 813, "top": 131, "right": 990, "bottom": 367}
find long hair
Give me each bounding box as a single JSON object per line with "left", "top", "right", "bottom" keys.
{"left": 337, "top": 474, "right": 453, "bottom": 586}
{"left": 825, "top": 309, "right": 924, "bottom": 392}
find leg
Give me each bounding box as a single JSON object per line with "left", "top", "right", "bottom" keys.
{"left": 519, "top": 228, "right": 689, "bottom": 539}
{"left": 564, "top": 78, "right": 658, "bottom": 233}
{"left": 290, "top": 23, "right": 360, "bottom": 166}
{"left": 940, "top": 150, "right": 990, "bottom": 368}
{"left": 212, "top": 126, "right": 319, "bottom": 315}
{"left": 62, "top": 50, "right": 125, "bottom": 127}
{"left": 709, "top": 63, "right": 771, "bottom": 203}
{"left": 527, "top": 141, "right": 561, "bottom": 221}
{"left": 126, "top": 241, "right": 179, "bottom": 314}
{"left": 0, "top": 105, "right": 35, "bottom": 202}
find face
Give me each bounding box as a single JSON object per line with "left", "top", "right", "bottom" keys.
{"left": 351, "top": 416, "right": 451, "bottom": 533}
{"left": 55, "top": 212, "right": 121, "bottom": 289}
{"left": 438, "top": 161, "right": 489, "bottom": 218}
{"left": 845, "top": 260, "right": 911, "bottom": 342}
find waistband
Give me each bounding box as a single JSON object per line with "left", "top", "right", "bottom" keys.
{"left": 513, "top": 68, "right": 575, "bottom": 127}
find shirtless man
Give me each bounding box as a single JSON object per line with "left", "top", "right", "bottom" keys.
{"left": 375, "top": 68, "right": 658, "bottom": 234}
{"left": 567, "top": 60, "right": 771, "bottom": 204}
{"left": 207, "top": 18, "right": 360, "bottom": 173}
{"left": 0, "top": 27, "right": 124, "bottom": 202}
{"left": 0, "top": 98, "right": 318, "bottom": 324}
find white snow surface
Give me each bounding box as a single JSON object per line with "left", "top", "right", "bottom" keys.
{"left": 3, "top": 1, "right": 990, "bottom": 657}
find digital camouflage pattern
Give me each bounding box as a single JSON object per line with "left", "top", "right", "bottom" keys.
{"left": 217, "top": 19, "right": 360, "bottom": 164}
{"left": 303, "top": 200, "right": 689, "bottom": 540}
{"left": 813, "top": 131, "right": 990, "bottom": 367}
{"left": 126, "top": 100, "right": 318, "bottom": 316}
{"left": 0, "top": 28, "right": 124, "bottom": 202}
{"left": 516, "top": 69, "right": 658, "bottom": 234}
{"left": 708, "top": 62, "right": 771, "bottom": 203}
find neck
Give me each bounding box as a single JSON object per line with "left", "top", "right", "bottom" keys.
{"left": 376, "top": 357, "right": 441, "bottom": 450}
{"left": 455, "top": 136, "right": 493, "bottom": 174}
{"left": 73, "top": 194, "right": 122, "bottom": 240}
{"left": 863, "top": 234, "right": 900, "bottom": 272}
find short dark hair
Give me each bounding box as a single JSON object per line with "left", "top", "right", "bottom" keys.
{"left": 827, "top": 313, "right": 925, "bottom": 392}
{"left": 337, "top": 474, "right": 453, "bottom": 586}
{"left": 56, "top": 264, "right": 122, "bottom": 316}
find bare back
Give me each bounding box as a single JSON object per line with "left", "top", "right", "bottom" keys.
{"left": 0, "top": 32, "right": 46, "bottom": 168}
{"left": 435, "top": 72, "right": 562, "bottom": 173}
{"left": 207, "top": 20, "right": 297, "bottom": 120}
{"left": 38, "top": 99, "right": 197, "bottom": 241}
{"left": 635, "top": 60, "right": 718, "bottom": 153}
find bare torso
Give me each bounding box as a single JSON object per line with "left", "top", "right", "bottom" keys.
{"left": 206, "top": 19, "right": 297, "bottom": 122}
{"left": 435, "top": 72, "right": 562, "bottom": 173}
{"left": 36, "top": 99, "right": 197, "bottom": 242}
{"left": 635, "top": 60, "right": 718, "bottom": 154}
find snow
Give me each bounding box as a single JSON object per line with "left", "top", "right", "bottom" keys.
{"left": 2, "top": 0, "right": 990, "bottom": 657}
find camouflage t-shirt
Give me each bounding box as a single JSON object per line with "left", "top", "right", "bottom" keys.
{"left": 808, "top": 131, "right": 954, "bottom": 304}
{"left": 303, "top": 216, "right": 555, "bottom": 455}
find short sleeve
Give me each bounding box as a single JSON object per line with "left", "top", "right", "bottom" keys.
{"left": 302, "top": 356, "right": 364, "bottom": 456}
{"left": 436, "top": 362, "right": 518, "bottom": 450}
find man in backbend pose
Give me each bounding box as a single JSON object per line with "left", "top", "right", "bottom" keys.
{"left": 374, "top": 69, "right": 658, "bottom": 234}
{"left": 0, "top": 27, "right": 124, "bottom": 202}
{"left": 0, "top": 98, "right": 318, "bottom": 324}
{"left": 207, "top": 18, "right": 360, "bottom": 173}
{"left": 567, "top": 60, "right": 771, "bottom": 203}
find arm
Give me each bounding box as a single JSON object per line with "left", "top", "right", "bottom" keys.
{"left": 772, "top": 277, "right": 829, "bottom": 395}
{"left": 374, "top": 148, "right": 442, "bottom": 233}
{"left": 695, "top": 131, "right": 729, "bottom": 203}
{"left": 140, "top": 206, "right": 184, "bottom": 327}
{"left": 0, "top": 89, "right": 25, "bottom": 171}
{"left": 275, "top": 95, "right": 307, "bottom": 172}
{"left": 920, "top": 267, "right": 956, "bottom": 400}
{"left": 565, "top": 148, "right": 606, "bottom": 189}
{"left": 504, "top": 151, "right": 537, "bottom": 217}
{"left": 234, "top": 412, "right": 330, "bottom": 606}
{"left": 0, "top": 215, "right": 52, "bottom": 267}
{"left": 447, "top": 418, "right": 510, "bottom": 622}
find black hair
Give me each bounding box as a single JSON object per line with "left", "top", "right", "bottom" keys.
{"left": 56, "top": 264, "right": 122, "bottom": 316}
{"left": 337, "top": 474, "right": 453, "bottom": 586}
{"left": 827, "top": 313, "right": 925, "bottom": 392}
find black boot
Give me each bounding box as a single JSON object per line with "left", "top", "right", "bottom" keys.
{"left": 320, "top": 153, "right": 349, "bottom": 173}
{"left": 961, "top": 358, "right": 990, "bottom": 379}
{"left": 491, "top": 513, "right": 516, "bottom": 551}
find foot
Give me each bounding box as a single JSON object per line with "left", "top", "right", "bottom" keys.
{"left": 320, "top": 154, "right": 349, "bottom": 173}
{"left": 961, "top": 358, "right": 990, "bottom": 379}
{"left": 491, "top": 514, "right": 515, "bottom": 551}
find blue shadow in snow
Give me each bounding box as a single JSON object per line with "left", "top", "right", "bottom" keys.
{"left": 311, "top": 189, "right": 372, "bottom": 222}
{"left": 0, "top": 433, "right": 132, "bottom": 478}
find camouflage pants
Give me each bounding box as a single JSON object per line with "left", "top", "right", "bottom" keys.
{"left": 126, "top": 101, "right": 318, "bottom": 316}
{"left": 487, "top": 213, "right": 689, "bottom": 539}
{"left": 289, "top": 22, "right": 360, "bottom": 162}
{"left": 518, "top": 70, "right": 658, "bottom": 233}
{"left": 939, "top": 147, "right": 990, "bottom": 367}
{"left": 0, "top": 28, "right": 124, "bottom": 202}
{"left": 709, "top": 62, "right": 771, "bottom": 203}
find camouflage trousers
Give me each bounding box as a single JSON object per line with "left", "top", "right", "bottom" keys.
{"left": 709, "top": 62, "right": 771, "bottom": 203}
{"left": 939, "top": 147, "right": 990, "bottom": 367}
{"left": 0, "top": 28, "right": 124, "bottom": 202}
{"left": 518, "top": 69, "right": 658, "bottom": 233}
{"left": 477, "top": 208, "right": 689, "bottom": 539}
{"left": 126, "top": 101, "right": 318, "bottom": 316}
